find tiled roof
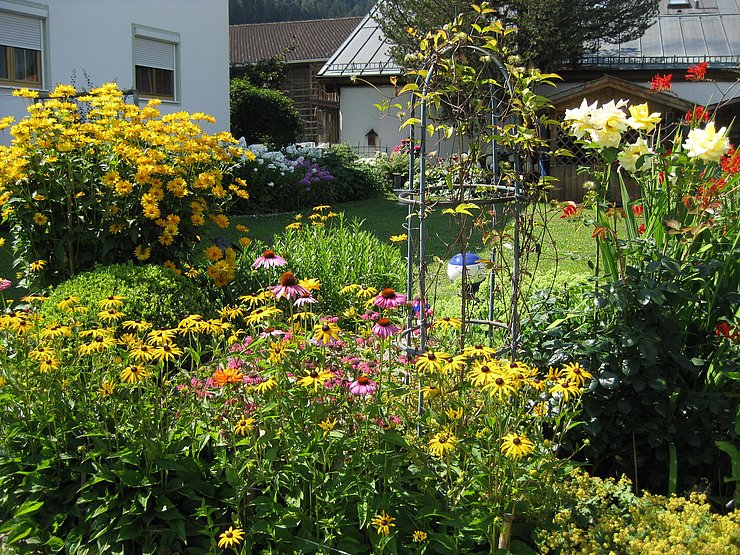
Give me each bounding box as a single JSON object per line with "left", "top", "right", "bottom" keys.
{"left": 230, "top": 17, "right": 363, "bottom": 65}
{"left": 318, "top": 5, "right": 402, "bottom": 78}
{"left": 584, "top": 0, "right": 740, "bottom": 69}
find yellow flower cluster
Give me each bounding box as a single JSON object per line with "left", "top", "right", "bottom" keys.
{"left": 0, "top": 83, "right": 250, "bottom": 282}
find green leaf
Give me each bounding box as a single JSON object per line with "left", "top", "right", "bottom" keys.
{"left": 14, "top": 499, "right": 44, "bottom": 518}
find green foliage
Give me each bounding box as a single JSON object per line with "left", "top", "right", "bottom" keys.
{"left": 540, "top": 469, "right": 740, "bottom": 554}
{"left": 41, "top": 263, "right": 211, "bottom": 329}
{"left": 230, "top": 78, "right": 302, "bottom": 147}
{"left": 523, "top": 253, "right": 740, "bottom": 495}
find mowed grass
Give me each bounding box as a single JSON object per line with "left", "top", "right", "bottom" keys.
{"left": 236, "top": 197, "right": 596, "bottom": 280}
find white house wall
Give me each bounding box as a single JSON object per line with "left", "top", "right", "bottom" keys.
{"left": 0, "top": 0, "right": 229, "bottom": 143}
{"left": 339, "top": 85, "right": 407, "bottom": 153}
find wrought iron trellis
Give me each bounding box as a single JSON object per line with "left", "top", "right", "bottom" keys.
{"left": 395, "top": 47, "right": 524, "bottom": 397}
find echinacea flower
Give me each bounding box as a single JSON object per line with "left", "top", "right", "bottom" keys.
{"left": 373, "top": 288, "right": 407, "bottom": 309}
{"left": 349, "top": 375, "right": 377, "bottom": 396}
{"left": 500, "top": 432, "right": 535, "bottom": 459}
{"left": 372, "top": 317, "right": 400, "bottom": 338}
{"left": 270, "top": 271, "right": 308, "bottom": 301}
{"left": 252, "top": 249, "right": 287, "bottom": 269}
{"left": 0, "top": 279, "right": 11, "bottom": 291}
{"left": 370, "top": 510, "right": 396, "bottom": 536}
{"left": 218, "top": 526, "right": 245, "bottom": 549}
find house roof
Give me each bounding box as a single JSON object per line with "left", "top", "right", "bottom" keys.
{"left": 230, "top": 17, "right": 363, "bottom": 65}
{"left": 582, "top": 0, "right": 740, "bottom": 69}
{"left": 547, "top": 75, "right": 695, "bottom": 112}
{"left": 318, "top": 5, "right": 402, "bottom": 79}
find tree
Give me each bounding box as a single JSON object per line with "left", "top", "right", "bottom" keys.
{"left": 376, "top": 0, "right": 660, "bottom": 70}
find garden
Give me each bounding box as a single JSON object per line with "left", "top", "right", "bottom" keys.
{"left": 0, "top": 7, "right": 739, "bottom": 555}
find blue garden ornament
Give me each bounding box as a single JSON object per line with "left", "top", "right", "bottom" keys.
{"left": 447, "top": 253, "right": 487, "bottom": 296}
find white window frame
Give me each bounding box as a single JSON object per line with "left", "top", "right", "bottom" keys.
{"left": 0, "top": 0, "right": 48, "bottom": 90}
{"left": 133, "top": 24, "right": 179, "bottom": 102}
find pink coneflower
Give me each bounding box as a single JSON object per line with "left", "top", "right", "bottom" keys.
{"left": 252, "top": 249, "right": 287, "bottom": 269}
{"left": 270, "top": 271, "right": 308, "bottom": 301}
{"left": 0, "top": 279, "right": 11, "bottom": 291}
{"left": 373, "top": 288, "right": 407, "bottom": 309}
{"left": 294, "top": 291, "right": 317, "bottom": 308}
{"left": 372, "top": 317, "right": 400, "bottom": 338}
{"left": 349, "top": 375, "right": 378, "bottom": 396}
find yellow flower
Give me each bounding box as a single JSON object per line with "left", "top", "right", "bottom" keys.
{"left": 99, "top": 295, "right": 125, "bottom": 310}
{"left": 33, "top": 213, "right": 48, "bottom": 226}
{"left": 98, "top": 381, "right": 115, "bottom": 396}
{"left": 298, "top": 277, "right": 321, "bottom": 291}
{"left": 234, "top": 417, "right": 254, "bottom": 436}
{"left": 683, "top": 121, "right": 731, "bottom": 162}
{"left": 550, "top": 379, "right": 582, "bottom": 402}
{"left": 313, "top": 322, "right": 340, "bottom": 344}
{"left": 618, "top": 138, "right": 653, "bottom": 173}
{"left": 415, "top": 350, "right": 448, "bottom": 373}
{"left": 12, "top": 88, "right": 39, "bottom": 98}
{"left": 134, "top": 245, "right": 151, "bottom": 261}
{"left": 444, "top": 407, "right": 463, "bottom": 420}
{"left": 562, "top": 361, "right": 592, "bottom": 387}
{"left": 500, "top": 432, "right": 535, "bottom": 459}
{"left": 318, "top": 418, "right": 337, "bottom": 436}
{"left": 626, "top": 103, "right": 662, "bottom": 132}
{"left": 217, "top": 526, "right": 245, "bottom": 549}
{"left": 389, "top": 234, "right": 407, "bottom": 243}
{"left": 413, "top": 530, "right": 428, "bottom": 542}
{"left": 370, "top": 510, "right": 396, "bottom": 536}
{"left": 120, "top": 365, "right": 148, "bottom": 384}
{"left": 39, "top": 355, "right": 61, "bottom": 373}
{"left": 253, "top": 376, "right": 277, "bottom": 394}
{"left": 428, "top": 431, "right": 457, "bottom": 457}
{"left": 204, "top": 245, "right": 224, "bottom": 262}
{"left": 484, "top": 373, "right": 517, "bottom": 400}
{"left": 150, "top": 342, "right": 184, "bottom": 363}
{"left": 297, "top": 368, "right": 334, "bottom": 391}
{"left": 29, "top": 259, "right": 47, "bottom": 272}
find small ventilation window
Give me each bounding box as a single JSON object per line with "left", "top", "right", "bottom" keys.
{"left": 667, "top": 0, "right": 691, "bottom": 8}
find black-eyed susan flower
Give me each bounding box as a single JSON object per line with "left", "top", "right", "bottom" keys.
{"left": 370, "top": 510, "right": 396, "bottom": 536}
{"left": 501, "top": 432, "right": 535, "bottom": 459}
{"left": 39, "top": 355, "right": 61, "bottom": 373}
{"left": 550, "top": 379, "right": 582, "bottom": 402}
{"left": 217, "top": 526, "right": 244, "bottom": 549}
{"left": 98, "top": 381, "right": 115, "bottom": 396}
{"left": 253, "top": 376, "right": 277, "bottom": 394}
{"left": 29, "top": 345, "right": 55, "bottom": 362}
{"left": 434, "top": 316, "right": 462, "bottom": 331}
{"left": 444, "top": 407, "right": 464, "bottom": 420}
{"left": 462, "top": 343, "right": 497, "bottom": 359}
{"left": 128, "top": 342, "right": 155, "bottom": 363}
{"left": 147, "top": 328, "right": 178, "bottom": 345}
{"left": 562, "top": 361, "right": 592, "bottom": 386}
{"left": 57, "top": 296, "right": 80, "bottom": 311}
{"left": 297, "top": 368, "right": 333, "bottom": 391}
{"left": 313, "top": 322, "right": 340, "bottom": 344}
{"left": 150, "top": 342, "right": 183, "bottom": 363}
{"left": 485, "top": 374, "right": 517, "bottom": 400}
{"left": 98, "top": 309, "right": 124, "bottom": 323}
{"left": 415, "top": 350, "right": 448, "bottom": 373}
{"left": 428, "top": 431, "right": 457, "bottom": 457}
{"left": 234, "top": 417, "right": 254, "bottom": 436}
{"left": 389, "top": 233, "right": 407, "bottom": 243}
{"left": 98, "top": 295, "right": 125, "bottom": 310}
{"left": 40, "top": 323, "right": 71, "bottom": 339}
{"left": 244, "top": 306, "right": 282, "bottom": 326}
{"left": 120, "top": 365, "right": 148, "bottom": 384}
{"left": 33, "top": 213, "right": 48, "bottom": 226}
{"left": 134, "top": 245, "right": 151, "bottom": 261}
{"left": 468, "top": 361, "right": 500, "bottom": 387}
{"left": 122, "top": 319, "right": 152, "bottom": 332}
{"left": 413, "top": 530, "right": 428, "bottom": 542}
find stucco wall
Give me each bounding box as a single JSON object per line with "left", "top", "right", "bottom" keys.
{"left": 0, "top": 0, "right": 229, "bottom": 142}
{"left": 338, "top": 85, "right": 408, "bottom": 153}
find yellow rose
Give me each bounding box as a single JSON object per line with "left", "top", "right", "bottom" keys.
{"left": 626, "top": 103, "right": 662, "bottom": 132}
{"left": 617, "top": 138, "right": 653, "bottom": 173}
{"left": 683, "top": 122, "right": 731, "bottom": 162}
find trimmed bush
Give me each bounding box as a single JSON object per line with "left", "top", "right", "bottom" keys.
{"left": 41, "top": 263, "right": 211, "bottom": 329}
{"left": 230, "top": 78, "right": 302, "bottom": 147}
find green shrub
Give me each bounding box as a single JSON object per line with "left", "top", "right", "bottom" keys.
{"left": 230, "top": 78, "right": 302, "bottom": 147}
{"left": 41, "top": 263, "right": 211, "bottom": 329}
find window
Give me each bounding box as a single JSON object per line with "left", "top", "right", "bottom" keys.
{"left": 0, "top": 9, "right": 44, "bottom": 87}
{"left": 133, "top": 26, "right": 178, "bottom": 101}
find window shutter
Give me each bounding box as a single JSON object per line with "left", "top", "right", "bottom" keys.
{"left": 0, "top": 12, "right": 42, "bottom": 50}
{"left": 134, "top": 37, "right": 174, "bottom": 71}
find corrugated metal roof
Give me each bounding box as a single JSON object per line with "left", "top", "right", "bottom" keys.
{"left": 318, "top": 6, "right": 402, "bottom": 78}
{"left": 230, "top": 17, "right": 363, "bottom": 65}
{"left": 585, "top": 1, "right": 740, "bottom": 68}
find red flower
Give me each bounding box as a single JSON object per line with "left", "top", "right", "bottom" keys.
{"left": 715, "top": 322, "right": 740, "bottom": 342}
{"left": 720, "top": 146, "right": 739, "bottom": 174}
{"left": 650, "top": 73, "right": 672, "bottom": 92}
{"left": 638, "top": 223, "right": 646, "bottom": 235}
{"left": 686, "top": 62, "right": 708, "bottom": 81}
{"left": 632, "top": 204, "right": 644, "bottom": 217}
{"left": 560, "top": 202, "right": 582, "bottom": 219}
{"left": 684, "top": 106, "right": 710, "bottom": 123}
